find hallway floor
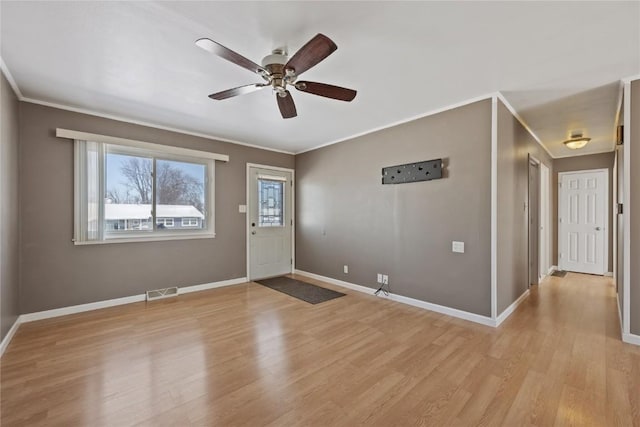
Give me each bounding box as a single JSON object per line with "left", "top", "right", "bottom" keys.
{"left": 1, "top": 272, "right": 639, "bottom": 426}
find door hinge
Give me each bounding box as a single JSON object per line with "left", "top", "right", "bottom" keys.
{"left": 290, "top": 258, "right": 293, "bottom": 265}
{"left": 559, "top": 253, "right": 563, "bottom": 259}
{"left": 617, "top": 125, "right": 624, "bottom": 145}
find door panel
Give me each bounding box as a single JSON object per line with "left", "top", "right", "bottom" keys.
{"left": 559, "top": 170, "right": 607, "bottom": 275}
{"left": 248, "top": 166, "right": 293, "bottom": 280}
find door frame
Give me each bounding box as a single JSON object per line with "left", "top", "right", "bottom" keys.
{"left": 539, "top": 161, "right": 551, "bottom": 280}
{"left": 557, "top": 168, "right": 609, "bottom": 275}
{"left": 528, "top": 155, "right": 540, "bottom": 286}
{"left": 246, "top": 163, "right": 295, "bottom": 281}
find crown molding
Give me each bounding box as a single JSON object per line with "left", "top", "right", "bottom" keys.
{"left": 0, "top": 56, "right": 23, "bottom": 99}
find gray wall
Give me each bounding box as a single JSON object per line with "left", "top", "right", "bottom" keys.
{"left": 1, "top": 72, "right": 20, "bottom": 340}
{"left": 19, "top": 103, "right": 294, "bottom": 313}
{"left": 631, "top": 79, "right": 640, "bottom": 335}
{"left": 552, "top": 152, "right": 615, "bottom": 272}
{"left": 296, "top": 99, "right": 493, "bottom": 316}
{"left": 496, "top": 100, "right": 554, "bottom": 314}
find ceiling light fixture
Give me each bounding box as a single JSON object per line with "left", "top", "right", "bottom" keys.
{"left": 563, "top": 132, "right": 591, "bottom": 150}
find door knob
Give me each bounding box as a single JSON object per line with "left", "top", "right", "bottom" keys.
{"left": 251, "top": 231, "right": 256, "bottom": 235}
{"left": 595, "top": 227, "right": 601, "bottom": 231}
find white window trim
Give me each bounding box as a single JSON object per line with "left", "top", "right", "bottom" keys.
{"left": 58, "top": 128, "right": 229, "bottom": 162}
{"left": 68, "top": 131, "right": 227, "bottom": 245}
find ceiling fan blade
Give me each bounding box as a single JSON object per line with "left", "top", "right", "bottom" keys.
{"left": 295, "top": 81, "right": 357, "bottom": 102}
{"left": 196, "top": 38, "right": 267, "bottom": 75}
{"left": 208, "top": 84, "right": 268, "bottom": 100}
{"left": 285, "top": 34, "right": 337, "bottom": 76}
{"left": 276, "top": 91, "right": 297, "bottom": 119}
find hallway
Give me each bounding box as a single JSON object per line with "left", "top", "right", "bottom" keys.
{"left": 494, "top": 272, "right": 639, "bottom": 426}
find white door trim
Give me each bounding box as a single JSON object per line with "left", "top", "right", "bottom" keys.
{"left": 529, "top": 155, "right": 541, "bottom": 285}
{"left": 246, "top": 163, "right": 295, "bottom": 281}
{"left": 539, "top": 162, "right": 550, "bottom": 280}
{"left": 558, "top": 168, "right": 609, "bottom": 275}
{"left": 622, "top": 80, "right": 631, "bottom": 336}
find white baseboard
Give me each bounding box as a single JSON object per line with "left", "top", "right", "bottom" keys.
{"left": 294, "top": 269, "right": 496, "bottom": 327}
{"left": 495, "top": 289, "right": 530, "bottom": 327}
{"left": 179, "top": 277, "right": 247, "bottom": 294}
{"left": 622, "top": 333, "right": 640, "bottom": 346}
{"left": 20, "top": 294, "right": 147, "bottom": 323}
{"left": 548, "top": 265, "right": 558, "bottom": 275}
{"left": 605, "top": 271, "right": 614, "bottom": 277}
{"left": 294, "top": 270, "right": 373, "bottom": 294}
{"left": 0, "top": 317, "right": 22, "bottom": 357}
{"left": 20, "top": 277, "right": 248, "bottom": 324}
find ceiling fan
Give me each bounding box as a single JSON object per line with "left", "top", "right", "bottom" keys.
{"left": 195, "top": 33, "right": 357, "bottom": 119}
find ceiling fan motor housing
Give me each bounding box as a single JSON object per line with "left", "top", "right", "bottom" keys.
{"left": 261, "top": 50, "right": 288, "bottom": 67}
{"left": 262, "top": 51, "right": 296, "bottom": 95}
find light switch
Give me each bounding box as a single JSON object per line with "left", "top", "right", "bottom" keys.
{"left": 452, "top": 241, "right": 465, "bottom": 253}
{"left": 239, "top": 205, "right": 247, "bottom": 213}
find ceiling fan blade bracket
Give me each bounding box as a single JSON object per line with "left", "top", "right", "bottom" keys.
{"left": 295, "top": 81, "right": 357, "bottom": 102}
{"left": 208, "top": 83, "right": 269, "bottom": 100}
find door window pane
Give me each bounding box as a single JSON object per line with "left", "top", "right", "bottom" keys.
{"left": 258, "top": 179, "right": 284, "bottom": 227}
{"left": 156, "top": 159, "right": 206, "bottom": 230}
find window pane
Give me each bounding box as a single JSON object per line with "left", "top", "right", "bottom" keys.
{"left": 258, "top": 179, "right": 284, "bottom": 227}
{"left": 155, "top": 159, "right": 206, "bottom": 230}
{"left": 104, "top": 151, "right": 153, "bottom": 232}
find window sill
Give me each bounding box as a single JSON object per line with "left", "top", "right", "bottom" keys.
{"left": 73, "top": 233, "right": 216, "bottom": 245}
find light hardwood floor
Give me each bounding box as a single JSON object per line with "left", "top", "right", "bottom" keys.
{"left": 1, "top": 272, "right": 639, "bottom": 426}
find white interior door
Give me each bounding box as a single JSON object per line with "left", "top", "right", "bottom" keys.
{"left": 559, "top": 170, "right": 607, "bottom": 275}
{"left": 248, "top": 165, "right": 293, "bottom": 280}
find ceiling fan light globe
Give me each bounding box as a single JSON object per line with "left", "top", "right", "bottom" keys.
{"left": 563, "top": 137, "right": 591, "bottom": 149}
{"left": 261, "top": 53, "right": 288, "bottom": 67}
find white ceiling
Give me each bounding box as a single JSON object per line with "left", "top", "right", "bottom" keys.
{"left": 1, "top": 1, "right": 639, "bottom": 156}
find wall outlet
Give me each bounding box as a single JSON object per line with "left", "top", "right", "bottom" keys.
{"left": 238, "top": 204, "right": 247, "bottom": 213}
{"left": 343, "top": 265, "right": 348, "bottom": 274}
{"left": 377, "top": 273, "right": 383, "bottom": 283}
{"left": 452, "top": 241, "right": 465, "bottom": 253}
{"left": 382, "top": 274, "right": 389, "bottom": 285}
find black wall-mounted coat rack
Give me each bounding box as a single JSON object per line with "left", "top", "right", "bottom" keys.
{"left": 382, "top": 158, "right": 443, "bottom": 185}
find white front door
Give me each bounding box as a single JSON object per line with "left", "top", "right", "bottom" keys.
{"left": 559, "top": 169, "right": 608, "bottom": 275}
{"left": 248, "top": 165, "right": 293, "bottom": 280}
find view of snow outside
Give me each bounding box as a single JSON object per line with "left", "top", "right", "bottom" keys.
{"left": 105, "top": 152, "right": 205, "bottom": 231}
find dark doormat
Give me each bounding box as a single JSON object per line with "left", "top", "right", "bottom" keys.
{"left": 256, "top": 276, "right": 346, "bottom": 304}
{"left": 551, "top": 270, "right": 567, "bottom": 277}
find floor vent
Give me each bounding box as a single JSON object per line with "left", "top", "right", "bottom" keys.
{"left": 146, "top": 287, "right": 179, "bottom": 301}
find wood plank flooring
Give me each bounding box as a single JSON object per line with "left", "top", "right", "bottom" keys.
{"left": 1, "top": 272, "right": 639, "bottom": 426}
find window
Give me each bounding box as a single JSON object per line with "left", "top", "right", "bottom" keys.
{"left": 181, "top": 218, "right": 200, "bottom": 227}
{"left": 72, "top": 133, "right": 224, "bottom": 244}
{"left": 258, "top": 178, "right": 285, "bottom": 227}
{"left": 156, "top": 218, "right": 175, "bottom": 228}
